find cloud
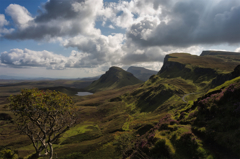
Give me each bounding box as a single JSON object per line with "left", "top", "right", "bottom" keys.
{"left": 5, "top": 4, "right": 33, "bottom": 29}
{"left": 1, "top": 0, "right": 240, "bottom": 73}
{"left": 0, "top": 14, "right": 9, "bottom": 27}
{"left": 126, "top": 0, "right": 240, "bottom": 47}
{"left": 4, "top": 0, "right": 102, "bottom": 40}
{"left": 121, "top": 46, "right": 165, "bottom": 65}
{"left": 236, "top": 48, "right": 240, "bottom": 52}
{"left": 1, "top": 49, "right": 68, "bottom": 69}
{"left": 99, "top": 0, "right": 163, "bottom": 29}
{"left": 0, "top": 14, "right": 13, "bottom": 36}
{"left": 121, "top": 44, "right": 202, "bottom": 65}
{"left": 108, "top": 25, "right": 115, "bottom": 29}
{"left": 63, "top": 33, "right": 125, "bottom": 67}
{"left": 0, "top": 46, "right": 123, "bottom": 70}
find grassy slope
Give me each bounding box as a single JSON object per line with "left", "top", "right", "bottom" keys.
{"left": 0, "top": 84, "right": 142, "bottom": 159}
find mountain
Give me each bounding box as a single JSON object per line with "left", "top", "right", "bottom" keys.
{"left": 87, "top": 66, "right": 142, "bottom": 92}
{"left": 127, "top": 66, "right": 158, "bottom": 81}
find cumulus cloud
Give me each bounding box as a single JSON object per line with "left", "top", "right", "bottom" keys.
{"left": 121, "top": 44, "right": 202, "bottom": 65}
{"left": 0, "top": 47, "right": 122, "bottom": 70}
{"left": 126, "top": 0, "right": 240, "bottom": 47}
{"left": 1, "top": 0, "right": 240, "bottom": 73}
{"left": 63, "top": 33, "right": 125, "bottom": 67}
{"left": 4, "top": 0, "right": 102, "bottom": 40}
{"left": 108, "top": 25, "right": 115, "bottom": 29}
{"left": 99, "top": 0, "right": 163, "bottom": 29}
{"left": 0, "top": 14, "right": 13, "bottom": 36}
{"left": 235, "top": 48, "right": 240, "bottom": 52}
{"left": 0, "top": 14, "right": 9, "bottom": 27}
{"left": 5, "top": 4, "right": 33, "bottom": 29}
{"left": 1, "top": 49, "right": 68, "bottom": 69}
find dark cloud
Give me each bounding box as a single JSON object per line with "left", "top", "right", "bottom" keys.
{"left": 35, "top": 0, "right": 85, "bottom": 22}
{"left": 4, "top": 21, "right": 85, "bottom": 40}
{"left": 127, "top": 0, "right": 240, "bottom": 47}
{"left": 4, "top": 0, "right": 100, "bottom": 40}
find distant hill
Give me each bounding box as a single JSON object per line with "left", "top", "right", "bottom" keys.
{"left": 87, "top": 66, "right": 142, "bottom": 92}
{"left": 127, "top": 66, "right": 158, "bottom": 81}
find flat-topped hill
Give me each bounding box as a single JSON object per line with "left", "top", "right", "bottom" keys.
{"left": 162, "top": 53, "right": 240, "bottom": 73}
{"left": 87, "top": 66, "right": 142, "bottom": 92}
{"left": 200, "top": 50, "right": 240, "bottom": 56}
{"left": 158, "top": 52, "right": 240, "bottom": 85}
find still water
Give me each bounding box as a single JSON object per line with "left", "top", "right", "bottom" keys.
{"left": 76, "top": 92, "right": 93, "bottom": 96}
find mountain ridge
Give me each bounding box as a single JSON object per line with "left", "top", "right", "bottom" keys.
{"left": 87, "top": 66, "right": 142, "bottom": 92}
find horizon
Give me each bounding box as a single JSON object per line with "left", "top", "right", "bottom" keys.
{"left": 1, "top": 0, "right": 240, "bottom": 78}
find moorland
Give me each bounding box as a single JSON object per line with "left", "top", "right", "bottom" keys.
{"left": 1, "top": 50, "right": 240, "bottom": 159}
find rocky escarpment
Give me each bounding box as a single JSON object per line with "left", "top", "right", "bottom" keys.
{"left": 158, "top": 54, "right": 217, "bottom": 83}
{"left": 158, "top": 55, "right": 188, "bottom": 75}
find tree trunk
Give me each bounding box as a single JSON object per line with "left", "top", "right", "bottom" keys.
{"left": 49, "top": 143, "right": 53, "bottom": 159}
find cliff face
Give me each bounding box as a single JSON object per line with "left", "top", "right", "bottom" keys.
{"left": 158, "top": 55, "right": 187, "bottom": 75}
{"left": 158, "top": 54, "right": 217, "bottom": 83}
{"left": 158, "top": 52, "right": 240, "bottom": 86}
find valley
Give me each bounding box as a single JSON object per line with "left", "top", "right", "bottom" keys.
{"left": 1, "top": 51, "right": 240, "bottom": 159}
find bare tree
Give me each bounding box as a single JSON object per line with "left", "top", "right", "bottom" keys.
{"left": 8, "top": 89, "right": 77, "bottom": 159}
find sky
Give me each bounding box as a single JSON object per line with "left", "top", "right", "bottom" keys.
{"left": 0, "top": 0, "right": 240, "bottom": 78}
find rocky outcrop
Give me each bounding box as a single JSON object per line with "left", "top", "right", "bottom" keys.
{"left": 211, "top": 65, "right": 240, "bottom": 87}
{"left": 158, "top": 55, "right": 188, "bottom": 75}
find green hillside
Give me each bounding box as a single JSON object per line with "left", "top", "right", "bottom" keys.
{"left": 87, "top": 66, "right": 143, "bottom": 92}
{"left": 1, "top": 51, "right": 240, "bottom": 159}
